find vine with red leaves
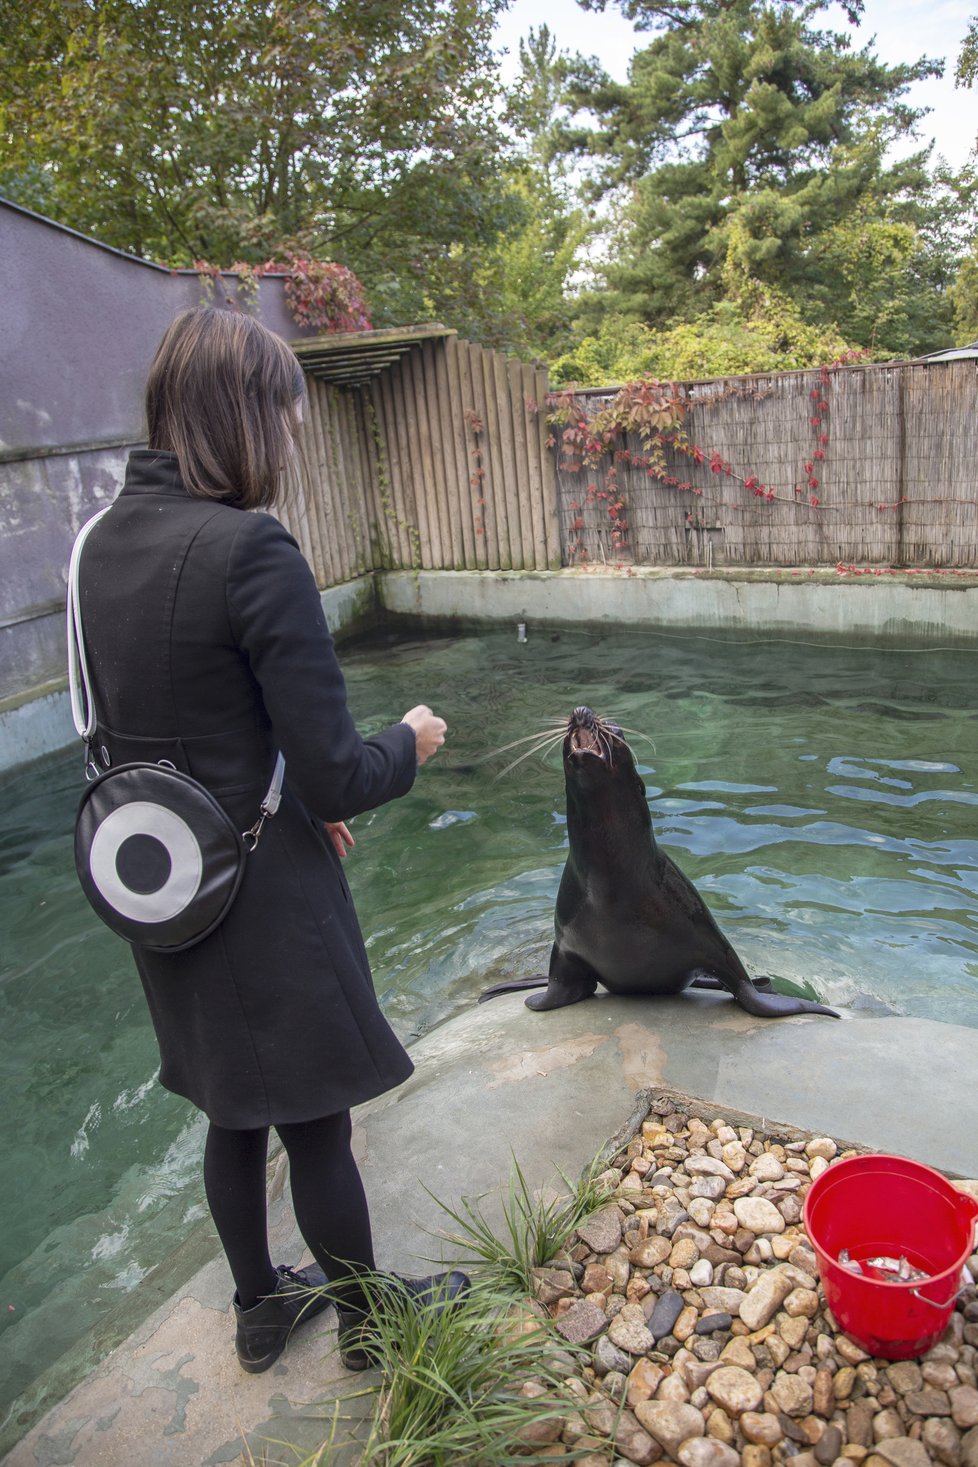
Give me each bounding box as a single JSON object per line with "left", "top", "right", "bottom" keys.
{"left": 194, "top": 254, "right": 372, "bottom": 333}
{"left": 545, "top": 352, "right": 900, "bottom": 566}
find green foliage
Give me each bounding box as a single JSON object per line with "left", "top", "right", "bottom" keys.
{"left": 562, "top": 0, "right": 964, "bottom": 358}
{"left": 0, "top": 0, "right": 513, "bottom": 328}
{"left": 431, "top": 1154, "right": 613, "bottom": 1294}
{"left": 952, "top": 248, "right": 978, "bottom": 342}
{"left": 453, "top": 26, "right": 594, "bottom": 356}
{"left": 552, "top": 289, "right": 854, "bottom": 386}
{"left": 957, "top": 15, "right": 978, "bottom": 88}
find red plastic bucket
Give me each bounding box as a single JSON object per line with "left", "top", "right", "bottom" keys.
{"left": 803, "top": 1153, "right": 978, "bottom": 1360}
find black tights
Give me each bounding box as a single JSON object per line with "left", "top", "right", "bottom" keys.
{"left": 203, "top": 1111, "right": 375, "bottom": 1311}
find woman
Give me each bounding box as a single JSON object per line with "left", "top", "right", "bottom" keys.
{"left": 76, "top": 305, "right": 465, "bottom": 1373}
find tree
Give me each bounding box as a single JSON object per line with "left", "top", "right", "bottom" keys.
{"left": 563, "top": 0, "right": 960, "bottom": 357}
{"left": 957, "top": 14, "right": 978, "bottom": 90}
{"left": 549, "top": 288, "right": 853, "bottom": 385}
{"left": 0, "top": 0, "right": 513, "bottom": 326}
{"left": 486, "top": 26, "right": 593, "bottom": 356}
{"left": 390, "top": 25, "right": 595, "bottom": 355}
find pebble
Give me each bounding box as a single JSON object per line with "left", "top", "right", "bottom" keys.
{"left": 733, "top": 1197, "right": 787, "bottom": 1235}
{"left": 626, "top": 1359, "right": 665, "bottom": 1406}
{"left": 696, "top": 1313, "right": 733, "bottom": 1335}
{"left": 577, "top": 1207, "right": 624, "bottom": 1254}
{"left": 688, "top": 1157, "right": 737, "bottom": 1183}
{"left": 647, "top": 1288, "right": 685, "bottom": 1340}
{"left": 593, "top": 1334, "right": 632, "bottom": 1376}
{"left": 700, "top": 1286, "right": 748, "bottom": 1314}
{"left": 556, "top": 1300, "right": 608, "bottom": 1344}
{"left": 692, "top": 1175, "right": 728, "bottom": 1201}
{"left": 690, "top": 1258, "right": 714, "bottom": 1288}
{"left": 706, "top": 1365, "right": 765, "bottom": 1415}
{"left": 633, "top": 1399, "right": 705, "bottom": 1456}
{"left": 739, "top": 1269, "right": 794, "bottom": 1330}
{"left": 608, "top": 1304, "right": 656, "bottom": 1355}
{"left": 629, "top": 1236, "right": 672, "bottom": 1268}
{"left": 750, "top": 1154, "right": 786, "bottom": 1182}
{"left": 740, "top": 1412, "right": 784, "bottom": 1446}
{"left": 769, "top": 1370, "right": 814, "bottom": 1416}
{"left": 515, "top": 1102, "right": 978, "bottom": 1467}
{"left": 922, "top": 1416, "right": 962, "bottom": 1466}
{"left": 952, "top": 1386, "right": 978, "bottom": 1428}
{"left": 875, "top": 1439, "right": 933, "bottom": 1467}
{"left": 678, "top": 1439, "right": 741, "bottom": 1467}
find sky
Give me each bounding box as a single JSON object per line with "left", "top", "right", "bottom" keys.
{"left": 493, "top": 0, "right": 978, "bottom": 169}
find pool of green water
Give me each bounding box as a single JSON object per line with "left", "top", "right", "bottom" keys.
{"left": 3, "top": 622, "right": 978, "bottom": 1438}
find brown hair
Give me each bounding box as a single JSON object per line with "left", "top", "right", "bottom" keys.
{"left": 145, "top": 306, "right": 305, "bottom": 509}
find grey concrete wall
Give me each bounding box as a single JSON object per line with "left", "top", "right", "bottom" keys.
{"left": 1, "top": 199, "right": 314, "bottom": 710}
{"left": 1, "top": 200, "right": 306, "bottom": 456}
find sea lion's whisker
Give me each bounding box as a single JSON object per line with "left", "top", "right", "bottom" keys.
{"left": 478, "top": 726, "right": 569, "bottom": 763}
{"left": 495, "top": 732, "right": 566, "bottom": 780}
{"left": 615, "top": 726, "right": 657, "bottom": 752}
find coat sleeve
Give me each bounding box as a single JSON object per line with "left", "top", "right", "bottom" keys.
{"left": 225, "top": 510, "right": 418, "bottom": 821}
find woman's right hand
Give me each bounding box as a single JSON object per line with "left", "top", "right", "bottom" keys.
{"left": 401, "top": 705, "right": 447, "bottom": 765}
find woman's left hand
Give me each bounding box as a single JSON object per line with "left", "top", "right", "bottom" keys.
{"left": 324, "top": 821, "right": 355, "bottom": 859}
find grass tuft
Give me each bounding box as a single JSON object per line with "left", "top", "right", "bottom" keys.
{"left": 348, "top": 1277, "right": 585, "bottom": 1466}
{"left": 428, "top": 1152, "right": 615, "bottom": 1294}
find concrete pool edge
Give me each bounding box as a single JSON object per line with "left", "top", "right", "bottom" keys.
{"left": 378, "top": 566, "right": 978, "bottom": 643}
{"left": 6, "top": 995, "right": 977, "bottom": 1465}
{"left": 5, "top": 565, "right": 978, "bottom": 774}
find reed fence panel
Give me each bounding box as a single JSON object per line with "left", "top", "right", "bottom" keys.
{"left": 554, "top": 361, "right": 978, "bottom": 569}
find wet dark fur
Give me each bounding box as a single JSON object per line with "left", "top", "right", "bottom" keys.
{"left": 480, "top": 707, "right": 838, "bottom": 1019}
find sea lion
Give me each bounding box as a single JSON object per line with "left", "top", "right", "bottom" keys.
{"left": 480, "top": 706, "right": 839, "bottom": 1018}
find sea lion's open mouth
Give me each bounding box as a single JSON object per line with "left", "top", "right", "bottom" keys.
{"left": 570, "top": 724, "right": 605, "bottom": 759}
{"left": 568, "top": 707, "right": 611, "bottom": 761}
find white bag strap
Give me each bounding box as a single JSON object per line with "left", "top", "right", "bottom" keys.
{"left": 67, "top": 506, "right": 112, "bottom": 743}
{"left": 66, "top": 506, "right": 285, "bottom": 825}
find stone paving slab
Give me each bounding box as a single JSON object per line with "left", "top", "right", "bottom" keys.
{"left": 6, "top": 994, "right": 978, "bottom": 1465}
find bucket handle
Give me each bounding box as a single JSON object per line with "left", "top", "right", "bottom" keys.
{"left": 912, "top": 1279, "right": 969, "bottom": 1311}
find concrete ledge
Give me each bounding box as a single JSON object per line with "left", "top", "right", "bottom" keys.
{"left": 7, "top": 993, "right": 978, "bottom": 1464}
{"left": 377, "top": 567, "right": 978, "bottom": 643}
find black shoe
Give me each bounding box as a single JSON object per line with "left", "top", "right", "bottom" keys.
{"left": 234, "top": 1262, "right": 331, "bottom": 1374}
{"left": 336, "top": 1269, "right": 470, "bottom": 1372}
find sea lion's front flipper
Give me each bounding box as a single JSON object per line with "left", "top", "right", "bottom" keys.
{"left": 525, "top": 946, "right": 600, "bottom": 1011}
{"left": 478, "top": 976, "right": 550, "bottom": 1004}
{"left": 718, "top": 971, "right": 839, "bottom": 1019}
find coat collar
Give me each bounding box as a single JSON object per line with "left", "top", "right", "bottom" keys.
{"left": 121, "top": 449, "right": 189, "bottom": 497}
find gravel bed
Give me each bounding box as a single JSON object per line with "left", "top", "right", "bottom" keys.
{"left": 513, "top": 1091, "right": 978, "bottom": 1467}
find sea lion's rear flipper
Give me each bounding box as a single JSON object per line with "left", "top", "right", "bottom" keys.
{"left": 478, "top": 976, "right": 549, "bottom": 1004}
{"left": 718, "top": 971, "right": 839, "bottom": 1019}
{"left": 690, "top": 972, "right": 773, "bottom": 994}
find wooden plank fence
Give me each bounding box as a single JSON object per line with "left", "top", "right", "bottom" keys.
{"left": 283, "top": 337, "right": 559, "bottom": 585}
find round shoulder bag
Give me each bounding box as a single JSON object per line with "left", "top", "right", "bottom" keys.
{"left": 67, "top": 506, "right": 284, "bottom": 952}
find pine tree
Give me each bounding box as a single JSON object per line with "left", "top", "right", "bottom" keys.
{"left": 568, "top": 0, "right": 960, "bottom": 355}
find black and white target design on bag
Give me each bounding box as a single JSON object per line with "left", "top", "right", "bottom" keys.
{"left": 88, "top": 800, "right": 203, "bottom": 922}
{"left": 76, "top": 764, "right": 246, "bottom": 950}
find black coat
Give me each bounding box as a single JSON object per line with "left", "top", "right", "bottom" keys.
{"left": 79, "top": 449, "right": 416, "bottom": 1127}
